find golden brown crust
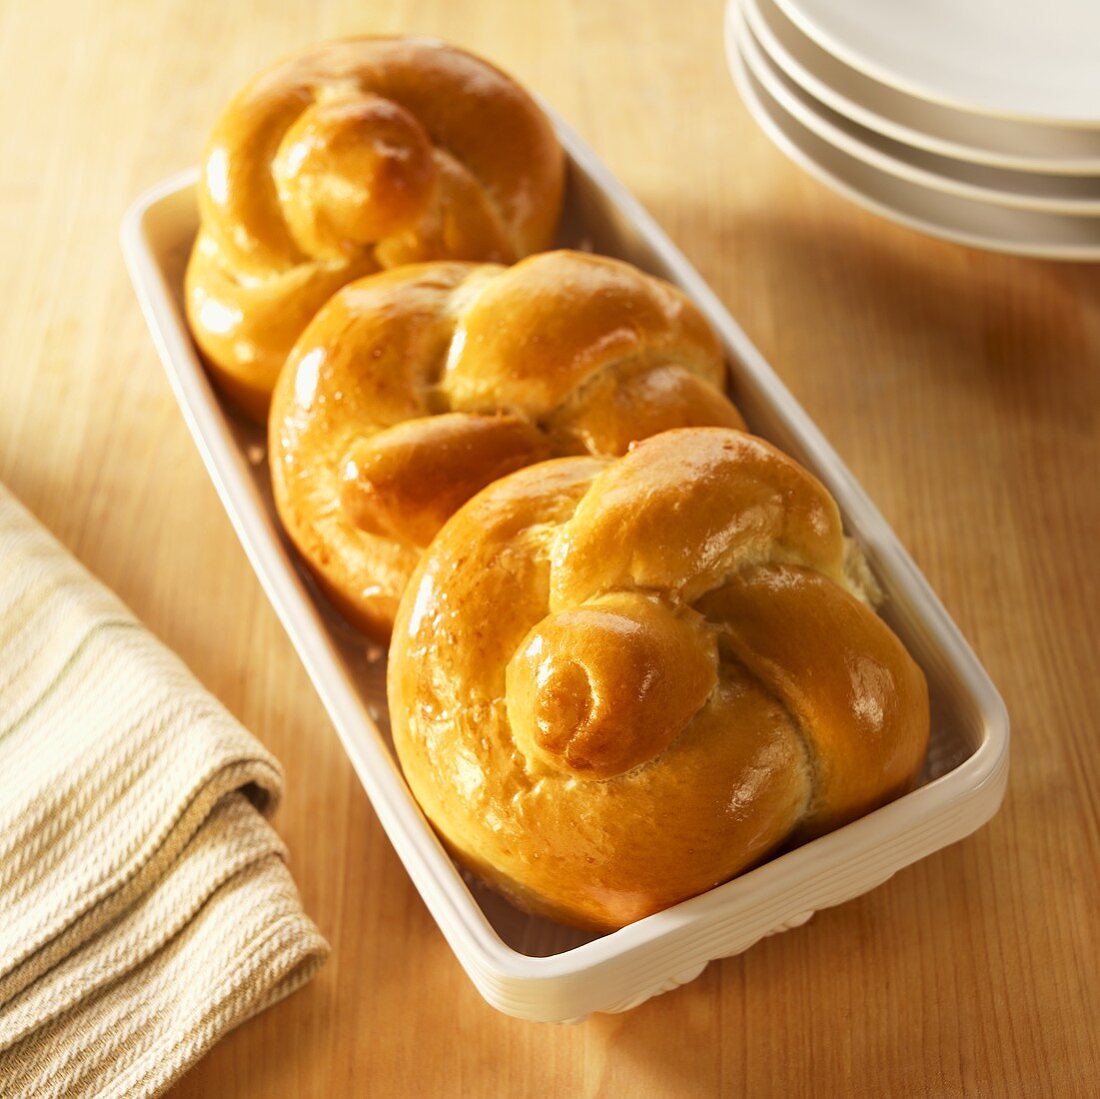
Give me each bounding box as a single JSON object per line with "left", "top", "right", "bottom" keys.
{"left": 696, "top": 565, "right": 930, "bottom": 836}
{"left": 507, "top": 593, "right": 719, "bottom": 778}
{"left": 388, "top": 428, "right": 930, "bottom": 931}
{"left": 269, "top": 251, "right": 745, "bottom": 641}
{"left": 340, "top": 413, "right": 550, "bottom": 548}
{"left": 186, "top": 36, "right": 564, "bottom": 420}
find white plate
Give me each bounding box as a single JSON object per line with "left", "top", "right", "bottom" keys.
{"left": 728, "top": 10, "right": 1100, "bottom": 260}
{"left": 121, "top": 112, "right": 1008, "bottom": 1022}
{"left": 776, "top": 0, "right": 1100, "bottom": 128}
{"left": 747, "top": 0, "right": 1100, "bottom": 174}
{"left": 735, "top": 10, "right": 1100, "bottom": 216}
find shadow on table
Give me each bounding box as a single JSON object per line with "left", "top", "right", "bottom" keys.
{"left": 582, "top": 833, "right": 1012, "bottom": 1091}
{"left": 639, "top": 193, "right": 1100, "bottom": 424}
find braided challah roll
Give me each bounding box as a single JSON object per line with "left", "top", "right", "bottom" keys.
{"left": 269, "top": 250, "right": 745, "bottom": 642}
{"left": 186, "top": 37, "right": 564, "bottom": 419}
{"left": 388, "top": 428, "right": 930, "bottom": 931}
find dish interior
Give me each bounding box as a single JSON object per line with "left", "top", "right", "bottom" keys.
{"left": 141, "top": 159, "right": 983, "bottom": 959}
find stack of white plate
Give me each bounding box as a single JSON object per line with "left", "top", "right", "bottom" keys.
{"left": 725, "top": 0, "right": 1100, "bottom": 259}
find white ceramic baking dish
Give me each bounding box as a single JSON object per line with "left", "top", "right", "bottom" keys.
{"left": 121, "top": 113, "right": 1009, "bottom": 1023}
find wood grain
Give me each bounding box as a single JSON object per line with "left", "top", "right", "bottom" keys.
{"left": 2, "top": 0, "right": 1098, "bottom": 1094}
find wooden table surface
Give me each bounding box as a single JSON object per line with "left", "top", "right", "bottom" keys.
{"left": 3, "top": 0, "right": 1098, "bottom": 1094}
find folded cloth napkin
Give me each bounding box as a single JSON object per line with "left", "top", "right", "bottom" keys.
{"left": 0, "top": 485, "right": 328, "bottom": 1097}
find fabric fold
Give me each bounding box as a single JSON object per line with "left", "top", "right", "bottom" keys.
{"left": 0, "top": 485, "right": 328, "bottom": 1097}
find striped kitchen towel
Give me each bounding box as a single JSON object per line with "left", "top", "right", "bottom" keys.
{"left": 0, "top": 485, "right": 328, "bottom": 1097}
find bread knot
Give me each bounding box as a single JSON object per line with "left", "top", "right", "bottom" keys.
{"left": 389, "top": 428, "right": 930, "bottom": 930}
{"left": 269, "top": 251, "right": 745, "bottom": 640}
{"left": 185, "top": 36, "right": 564, "bottom": 419}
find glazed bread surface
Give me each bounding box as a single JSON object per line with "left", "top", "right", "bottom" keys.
{"left": 388, "top": 428, "right": 931, "bottom": 932}
{"left": 186, "top": 36, "right": 564, "bottom": 419}
{"left": 269, "top": 250, "right": 745, "bottom": 641}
